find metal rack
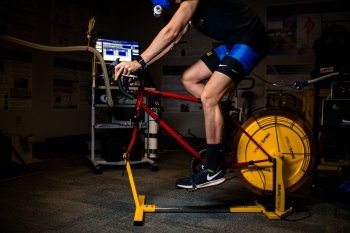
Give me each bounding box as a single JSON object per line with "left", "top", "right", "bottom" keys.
{"left": 87, "top": 59, "right": 157, "bottom": 173}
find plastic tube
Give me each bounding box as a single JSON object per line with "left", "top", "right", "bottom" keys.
{"left": 0, "top": 35, "right": 113, "bottom": 106}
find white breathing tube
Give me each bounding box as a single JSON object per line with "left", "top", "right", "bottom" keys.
{"left": 0, "top": 35, "right": 114, "bottom": 107}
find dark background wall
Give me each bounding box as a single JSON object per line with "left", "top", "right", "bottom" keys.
{"left": 0, "top": 0, "right": 344, "bottom": 141}
{"left": 0, "top": 0, "right": 162, "bottom": 141}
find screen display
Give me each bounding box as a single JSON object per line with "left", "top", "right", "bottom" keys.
{"left": 95, "top": 38, "right": 140, "bottom": 62}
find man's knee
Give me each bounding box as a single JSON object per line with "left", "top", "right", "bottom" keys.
{"left": 181, "top": 69, "right": 195, "bottom": 88}
{"left": 200, "top": 90, "right": 219, "bottom": 108}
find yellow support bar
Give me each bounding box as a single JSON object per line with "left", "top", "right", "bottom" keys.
{"left": 124, "top": 158, "right": 156, "bottom": 225}
{"left": 124, "top": 154, "right": 293, "bottom": 224}
{"left": 134, "top": 195, "right": 156, "bottom": 223}
{"left": 230, "top": 201, "right": 283, "bottom": 219}
{"left": 230, "top": 205, "right": 265, "bottom": 213}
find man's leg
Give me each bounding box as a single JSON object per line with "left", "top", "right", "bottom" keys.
{"left": 181, "top": 60, "right": 232, "bottom": 171}
{"left": 176, "top": 67, "right": 234, "bottom": 189}
{"left": 181, "top": 59, "right": 212, "bottom": 98}
{"left": 200, "top": 72, "right": 234, "bottom": 172}
{"left": 201, "top": 71, "right": 233, "bottom": 144}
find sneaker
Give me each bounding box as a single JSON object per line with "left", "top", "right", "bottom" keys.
{"left": 176, "top": 166, "right": 225, "bottom": 190}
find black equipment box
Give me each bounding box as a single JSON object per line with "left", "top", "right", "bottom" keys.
{"left": 331, "top": 81, "right": 350, "bottom": 99}
{"left": 322, "top": 99, "right": 350, "bottom": 126}
{"left": 101, "top": 137, "right": 142, "bottom": 162}
{"left": 100, "top": 130, "right": 142, "bottom": 162}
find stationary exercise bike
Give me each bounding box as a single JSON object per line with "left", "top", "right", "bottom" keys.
{"left": 0, "top": 34, "right": 345, "bottom": 226}
{"left": 114, "top": 65, "right": 319, "bottom": 225}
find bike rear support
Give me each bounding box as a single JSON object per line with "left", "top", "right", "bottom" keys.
{"left": 124, "top": 155, "right": 293, "bottom": 225}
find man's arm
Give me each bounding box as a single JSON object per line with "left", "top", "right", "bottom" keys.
{"left": 141, "top": 0, "right": 198, "bottom": 65}
{"left": 147, "top": 23, "right": 190, "bottom": 64}
{"left": 115, "top": 0, "right": 198, "bottom": 78}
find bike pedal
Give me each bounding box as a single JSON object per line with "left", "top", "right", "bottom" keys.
{"left": 187, "top": 185, "right": 198, "bottom": 192}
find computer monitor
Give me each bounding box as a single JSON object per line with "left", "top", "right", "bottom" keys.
{"left": 95, "top": 38, "right": 140, "bottom": 62}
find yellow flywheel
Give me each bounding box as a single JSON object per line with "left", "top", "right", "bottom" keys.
{"left": 235, "top": 109, "right": 314, "bottom": 195}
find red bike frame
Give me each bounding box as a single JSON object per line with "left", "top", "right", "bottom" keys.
{"left": 122, "top": 82, "right": 271, "bottom": 168}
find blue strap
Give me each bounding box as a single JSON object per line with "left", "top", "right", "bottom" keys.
{"left": 227, "top": 44, "right": 257, "bottom": 73}
{"left": 214, "top": 44, "right": 228, "bottom": 60}
{"left": 152, "top": 0, "right": 171, "bottom": 8}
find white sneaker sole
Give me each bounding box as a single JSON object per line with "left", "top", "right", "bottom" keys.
{"left": 176, "top": 177, "right": 226, "bottom": 189}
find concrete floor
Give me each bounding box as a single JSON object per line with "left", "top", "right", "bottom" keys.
{"left": 0, "top": 137, "right": 349, "bottom": 233}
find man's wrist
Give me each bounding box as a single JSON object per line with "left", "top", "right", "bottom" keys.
{"left": 136, "top": 55, "right": 148, "bottom": 70}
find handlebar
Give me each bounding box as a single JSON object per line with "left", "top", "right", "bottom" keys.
{"left": 116, "top": 74, "right": 138, "bottom": 99}
{"left": 109, "top": 59, "right": 138, "bottom": 99}
{"left": 292, "top": 71, "right": 349, "bottom": 90}
{"left": 110, "top": 57, "right": 349, "bottom": 99}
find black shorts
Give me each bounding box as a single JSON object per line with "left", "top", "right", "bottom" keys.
{"left": 201, "top": 41, "right": 267, "bottom": 85}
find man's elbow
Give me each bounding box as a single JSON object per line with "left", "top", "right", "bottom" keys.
{"left": 163, "top": 26, "right": 181, "bottom": 42}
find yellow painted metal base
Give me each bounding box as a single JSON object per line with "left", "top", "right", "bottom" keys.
{"left": 125, "top": 158, "right": 156, "bottom": 225}
{"left": 133, "top": 195, "right": 156, "bottom": 224}
{"left": 230, "top": 200, "right": 293, "bottom": 219}
{"left": 125, "top": 156, "right": 292, "bottom": 225}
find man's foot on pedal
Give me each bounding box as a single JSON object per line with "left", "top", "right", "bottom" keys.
{"left": 176, "top": 165, "right": 225, "bottom": 190}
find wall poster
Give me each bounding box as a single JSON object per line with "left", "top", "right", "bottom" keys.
{"left": 267, "top": 1, "right": 350, "bottom": 55}
{"left": 52, "top": 58, "right": 91, "bottom": 110}
{"left": 0, "top": 49, "right": 33, "bottom": 110}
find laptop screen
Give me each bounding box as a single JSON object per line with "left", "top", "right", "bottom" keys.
{"left": 95, "top": 38, "right": 140, "bottom": 62}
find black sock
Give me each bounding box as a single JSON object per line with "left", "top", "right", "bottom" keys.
{"left": 205, "top": 144, "right": 221, "bottom": 172}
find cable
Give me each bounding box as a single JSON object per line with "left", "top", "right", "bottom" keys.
{"left": 0, "top": 35, "right": 114, "bottom": 107}
{"left": 251, "top": 59, "right": 292, "bottom": 89}
{"left": 267, "top": 60, "right": 290, "bottom": 86}
{"left": 253, "top": 60, "right": 349, "bottom": 90}
{"left": 251, "top": 71, "right": 294, "bottom": 89}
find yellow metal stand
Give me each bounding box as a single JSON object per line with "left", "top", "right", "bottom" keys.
{"left": 125, "top": 155, "right": 292, "bottom": 225}
{"left": 125, "top": 158, "right": 156, "bottom": 225}
{"left": 230, "top": 156, "right": 292, "bottom": 219}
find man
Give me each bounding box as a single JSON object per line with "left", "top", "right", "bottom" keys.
{"left": 115, "top": 0, "right": 270, "bottom": 189}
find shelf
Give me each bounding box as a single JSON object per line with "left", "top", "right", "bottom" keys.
{"left": 95, "top": 85, "right": 139, "bottom": 90}
{"left": 89, "top": 59, "right": 157, "bottom": 173}
{"left": 94, "top": 104, "right": 135, "bottom": 108}
{"left": 94, "top": 122, "right": 147, "bottom": 129}
{"left": 94, "top": 123, "right": 132, "bottom": 129}
{"left": 88, "top": 154, "right": 157, "bottom": 167}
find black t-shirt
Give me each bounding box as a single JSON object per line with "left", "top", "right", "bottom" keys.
{"left": 190, "top": 0, "right": 269, "bottom": 54}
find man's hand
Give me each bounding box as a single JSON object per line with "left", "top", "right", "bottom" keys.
{"left": 114, "top": 60, "right": 141, "bottom": 80}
